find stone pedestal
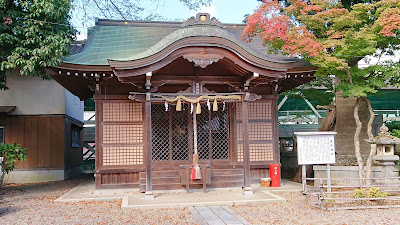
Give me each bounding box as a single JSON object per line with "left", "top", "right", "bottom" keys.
{"left": 242, "top": 187, "right": 253, "bottom": 196}
{"left": 144, "top": 191, "right": 155, "bottom": 200}
{"left": 373, "top": 155, "right": 400, "bottom": 185}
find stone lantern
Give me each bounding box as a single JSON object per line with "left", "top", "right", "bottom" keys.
{"left": 366, "top": 124, "right": 400, "bottom": 184}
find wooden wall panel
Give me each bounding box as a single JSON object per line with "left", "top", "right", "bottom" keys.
{"left": 95, "top": 99, "right": 145, "bottom": 187}
{"left": 250, "top": 168, "right": 269, "bottom": 180}
{"left": 101, "top": 172, "right": 139, "bottom": 185}
{"left": 4, "top": 118, "right": 12, "bottom": 144}
{"left": 100, "top": 100, "right": 144, "bottom": 168}
{"left": 4, "top": 116, "right": 66, "bottom": 169}
{"left": 64, "top": 117, "right": 83, "bottom": 168}
{"left": 24, "top": 117, "right": 38, "bottom": 168}
{"left": 38, "top": 117, "right": 52, "bottom": 167}
{"left": 50, "top": 117, "right": 64, "bottom": 168}
{"left": 14, "top": 117, "right": 25, "bottom": 168}
{"left": 235, "top": 97, "right": 278, "bottom": 165}
{"left": 0, "top": 116, "right": 5, "bottom": 126}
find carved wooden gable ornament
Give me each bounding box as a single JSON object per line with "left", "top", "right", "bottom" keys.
{"left": 183, "top": 53, "right": 224, "bottom": 68}
{"left": 181, "top": 13, "right": 224, "bottom": 28}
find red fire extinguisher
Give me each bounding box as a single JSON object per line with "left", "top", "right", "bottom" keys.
{"left": 269, "top": 164, "right": 281, "bottom": 187}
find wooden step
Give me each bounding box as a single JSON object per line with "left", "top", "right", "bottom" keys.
{"left": 210, "top": 181, "right": 244, "bottom": 188}
{"left": 210, "top": 168, "right": 244, "bottom": 188}
{"left": 139, "top": 183, "right": 184, "bottom": 192}
{"left": 139, "top": 169, "right": 182, "bottom": 192}
{"left": 211, "top": 169, "right": 243, "bottom": 176}
{"left": 139, "top": 170, "right": 180, "bottom": 178}
{"left": 207, "top": 164, "right": 243, "bottom": 169}
{"left": 139, "top": 176, "right": 181, "bottom": 184}
{"left": 211, "top": 174, "right": 243, "bottom": 182}
{"left": 139, "top": 168, "right": 246, "bottom": 191}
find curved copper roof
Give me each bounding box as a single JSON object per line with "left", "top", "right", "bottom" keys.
{"left": 52, "top": 14, "right": 316, "bottom": 100}
{"left": 62, "top": 15, "right": 310, "bottom": 71}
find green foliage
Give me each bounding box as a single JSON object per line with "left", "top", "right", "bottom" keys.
{"left": 341, "top": 0, "right": 375, "bottom": 11}
{"left": 384, "top": 121, "right": 400, "bottom": 138}
{"left": 368, "top": 187, "right": 388, "bottom": 198}
{"left": 283, "top": 76, "right": 335, "bottom": 106}
{"left": 353, "top": 188, "right": 367, "bottom": 198}
{"left": 385, "top": 121, "right": 400, "bottom": 131}
{"left": 244, "top": 0, "right": 400, "bottom": 99}
{"left": 391, "top": 129, "right": 400, "bottom": 138}
{"left": 337, "top": 61, "right": 400, "bottom": 98}
{"left": 0, "top": 143, "right": 27, "bottom": 174}
{"left": 353, "top": 187, "right": 388, "bottom": 198}
{"left": 0, "top": 0, "right": 75, "bottom": 89}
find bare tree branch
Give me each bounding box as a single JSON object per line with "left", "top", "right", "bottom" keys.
{"left": 344, "top": 68, "right": 353, "bottom": 85}
{"left": 94, "top": 0, "right": 109, "bottom": 18}
{"left": 110, "top": 0, "right": 127, "bottom": 20}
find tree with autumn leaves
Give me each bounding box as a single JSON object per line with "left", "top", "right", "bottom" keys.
{"left": 242, "top": 0, "right": 400, "bottom": 182}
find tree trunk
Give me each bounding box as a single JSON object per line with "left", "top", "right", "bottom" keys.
{"left": 362, "top": 97, "right": 376, "bottom": 185}
{"left": 320, "top": 106, "right": 336, "bottom": 131}
{"left": 293, "top": 101, "right": 336, "bottom": 183}
{"left": 0, "top": 167, "right": 5, "bottom": 188}
{"left": 293, "top": 165, "right": 313, "bottom": 183}
{"left": 354, "top": 97, "right": 365, "bottom": 181}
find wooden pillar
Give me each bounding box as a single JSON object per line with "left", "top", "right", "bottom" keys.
{"left": 94, "top": 79, "right": 102, "bottom": 188}
{"left": 272, "top": 91, "right": 280, "bottom": 165}
{"left": 144, "top": 93, "right": 154, "bottom": 199}
{"left": 242, "top": 100, "right": 253, "bottom": 195}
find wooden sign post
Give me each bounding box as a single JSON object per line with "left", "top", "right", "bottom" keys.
{"left": 295, "top": 132, "right": 337, "bottom": 193}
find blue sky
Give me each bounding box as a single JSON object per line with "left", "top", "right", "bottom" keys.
{"left": 154, "top": 0, "right": 260, "bottom": 23}
{"left": 74, "top": 0, "right": 261, "bottom": 39}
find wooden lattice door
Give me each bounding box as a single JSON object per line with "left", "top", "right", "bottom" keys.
{"left": 196, "top": 104, "right": 229, "bottom": 163}
{"left": 236, "top": 100, "right": 275, "bottom": 164}
{"left": 151, "top": 103, "right": 229, "bottom": 164}
{"left": 151, "top": 104, "right": 190, "bottom": 165}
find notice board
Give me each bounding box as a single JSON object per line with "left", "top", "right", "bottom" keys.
{"left": 294, "top": 132, "right": 337, "bottom": 165}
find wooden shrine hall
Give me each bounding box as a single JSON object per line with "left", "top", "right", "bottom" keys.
{"left": 47, "top": 13, "right": 316, "bottom": 196}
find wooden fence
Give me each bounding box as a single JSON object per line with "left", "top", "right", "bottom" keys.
{"left": 303, "top": 177, "right": 400, "bottom": 210}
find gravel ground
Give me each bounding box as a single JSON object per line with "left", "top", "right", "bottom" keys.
{"left": 233, "top": 192, "right": 400, "bottom": 225}
{"left": 0, "top": 177, "right": 195, "bottom": 225}
{"left": 1, "top": 178, "right": 400, "bottom": 225}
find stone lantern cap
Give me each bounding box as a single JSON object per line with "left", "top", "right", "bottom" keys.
{"left": 366, "top": 124, "right": 400, "bottom": 144}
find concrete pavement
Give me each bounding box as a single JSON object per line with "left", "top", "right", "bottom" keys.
{"left": 55, "top": 178, "right": 303, "bottom": 209}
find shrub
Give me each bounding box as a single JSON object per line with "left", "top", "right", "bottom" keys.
{"left": 367, "top": 187, "right": 388, "bottom": 198}
{"left": 353, "top": 188, "right": 366, "bottom": 198}
{"left": 0, "top": 143, "right": 27, "bottom": 187}
{"left": 391, "top": 129, "right": 400, "bottom": 139}
{"left": 352, "top": 187, "right": 387, "bottom": 199}
{"left": 385, "top": 121, "right": 400, "bottom": 131}
{"left": 383, "top": 121, "right": 400, "bottom": 138}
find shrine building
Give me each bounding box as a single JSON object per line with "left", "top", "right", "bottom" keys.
{"left": 46, "top": 13, "right": 316, "bottom": 195}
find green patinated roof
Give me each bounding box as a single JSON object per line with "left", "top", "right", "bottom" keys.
{"left": 64, "top": 24, "right": 179, "bottom": 65}
{"left": 63, "top": 19, "right": 300, "bottom": 66}
{"left": 111, "top": 26, "right": 293, "bottom": 63}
